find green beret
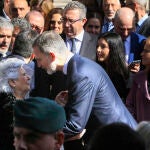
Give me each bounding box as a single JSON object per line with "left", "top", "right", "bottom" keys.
{"left": 13, "top": 97, "right": 66, "bottom": 133}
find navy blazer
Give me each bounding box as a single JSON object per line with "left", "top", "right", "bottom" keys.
{"left": 128, "top": 32, "right": 146, "bottom": 64}
{"left": 138, "top": 16, "right": 150, "bottom": 37}
{"left": 63, "top": 55, "right": 137, "bottom": 140}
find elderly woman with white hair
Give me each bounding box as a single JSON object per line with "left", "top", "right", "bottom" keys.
{"left": 0, "top": 57, "right": 33, "bottom": 149}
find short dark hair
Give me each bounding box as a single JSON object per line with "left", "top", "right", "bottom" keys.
{"left": 12, "top": 30, "right": 39, "bottom": 58}
{"left": 87, "top": 123, "right": 145, "bottom": 150}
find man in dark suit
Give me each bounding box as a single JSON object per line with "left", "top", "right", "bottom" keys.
{"left": 33, "top": 30, "right": 137, "bottom": 150}
{"left": 113, "top": 7, "right": 146, "bottom": 72}
{"left": 0, "top": 0, "right": 11, "bottom": 20}
{"left": 61, "top": 1, "right": 98, "bottom": 61}
{"left": 126, "top": 0, "right": 150, "bottom": 37}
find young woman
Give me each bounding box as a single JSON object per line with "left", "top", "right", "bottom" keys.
{"left": 85, "top": 12, "right": 102, "bottom": 35}
{"left": 126, "top": 37, "right": 150, "bottom": 122}
{"left": 44, "top": 8, "right": 63, "bottom": 34}
{"left": 96, "top": 32, "right": 129, "bottom": 102}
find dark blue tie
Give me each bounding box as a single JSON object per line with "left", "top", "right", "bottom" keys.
{"left": 71, "top": 38, "right": 76, "bottom": 53}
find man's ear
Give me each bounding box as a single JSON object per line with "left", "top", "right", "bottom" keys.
{"left": 49, "top": 52, "right": 55, "bottom": 62}
{"left": 82, "top": 18, "right": 87, "bottom": 25}
{"left": 55, "top": 131, "right": 64, "bottom": 150}
{"left": 133, "top": 2, "right": 137, "bottom": 11}
{"left": 30, "top": 53, "right": 35, "bottom": 61}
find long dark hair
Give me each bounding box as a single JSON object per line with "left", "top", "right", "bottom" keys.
{"left": 97, "top": 32, "right": 129, "bottom": 80}
{"left": 44, "top": 7, "right": 63, "bottom": 31}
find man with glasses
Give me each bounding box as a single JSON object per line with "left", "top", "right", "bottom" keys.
{"left": 25, "top": 10, "right": 45, "bottom": 34}
{"left": 113, "top": 7, "right": 146, "bottom": 73}
{"left": 61, "top": 1, "right": 98, "bottom": 61}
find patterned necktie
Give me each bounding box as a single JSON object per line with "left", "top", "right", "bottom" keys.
{"left": 71, "top": 38, "right": 76, "bottom": 53}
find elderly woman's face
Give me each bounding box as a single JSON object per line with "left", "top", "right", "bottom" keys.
{"left": 13, "top": 67, "right": 31, "bottom": 93}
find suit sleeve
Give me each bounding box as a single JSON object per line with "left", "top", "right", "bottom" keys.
{"left": 63, "top": 74, "right": 96, "bottom": 138}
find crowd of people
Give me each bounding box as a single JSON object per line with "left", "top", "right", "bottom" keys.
{"left": 0, "top": 0, "right": 150, "bottom": 150}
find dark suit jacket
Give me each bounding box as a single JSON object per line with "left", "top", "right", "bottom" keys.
{"left": 0, "top": 8, "right": 9, "bottom": 20}
{"left": 30, "top": 60, "right": 67, "bottom": 99}
{"left": 138, "top": 16, "right": 150, "bottom": 37}
{"left": 61, "top": 31, "right": 98, "bottom": 61}
{"left": 30, "top": 60, "right": 51, "bottom": 98}
{"left": 63, "top": 55, "right": 137, "bottom": 141}
{"left": 128, "top": 32, "right": 146, "bottom": 64}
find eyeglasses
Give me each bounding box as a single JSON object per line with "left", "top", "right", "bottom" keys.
{"left": 61, "top": 17, "right": 82, "bottom": 25}
{"left": 31, "top": 24, "right": 43, "bottom": 33}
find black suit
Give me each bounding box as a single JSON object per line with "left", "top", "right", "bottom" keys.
{"left": 30, "top": 60, "right": 51, "bottom": 98}
{"left": 30, "top": 60, "right": 67, "bottom": 99}
{"left": 0, "top": 8, "right": 9, "bottom": 20}
{"left": 137, "top": 16, "right": 150, "bottom": 37}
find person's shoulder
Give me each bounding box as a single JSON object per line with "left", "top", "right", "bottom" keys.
{"left": 131, "top": 32, "right": 146, "bottom": 39}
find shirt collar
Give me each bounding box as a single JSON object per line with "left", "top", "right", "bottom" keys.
{"left": 63, "top": 52, "right": 74, "bottom": 75}
{"left": 137, "top": 14, "right": 148, "bottom": 27}
{"left": 66, "top": 30, "right": 84, "bottom": 42}
{"left": 125, "top": 35, "right": 131, "bottom": 42}
{"left": 2, "top": 9, "right": 11, "bottom": 21}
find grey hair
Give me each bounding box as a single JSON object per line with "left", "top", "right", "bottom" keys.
{"left": 63, "top": 1, "right": 87, "bottom": 19}
{"left": 102, "top": 0, "right": 121, "bottom": 5}
{"left": 0, "top": 16, "right": 14, "bottom": 31}
{"left": 0, "top": 58, "right": 25, "bottom": 93}
{"left": 127, "top": 0, "right": 147, "bottom": 8}
{"left": 11, "top": 18, "right": 31, "bottom": 32}
{"left": 13, "top": 29, "right": 39, "bottom": 58}
{"left": 33, "top": 31, "right": 68, "bottom": 57}
{"left": 25, "top": 10, "right": 45, "bottom": 25}
{"left": 136, "top": 121, "right": 150, "bottom": 150}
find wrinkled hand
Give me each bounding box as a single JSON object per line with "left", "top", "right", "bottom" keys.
{"left": 128, "top": 63, "right": 140, "bottom": 73}
{"left": 55, "top": 90, "right": 68, "bottom": 107}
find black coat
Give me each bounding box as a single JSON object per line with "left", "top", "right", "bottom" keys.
{"left": 0, "top": 92, "right": 16, "bottom": 150}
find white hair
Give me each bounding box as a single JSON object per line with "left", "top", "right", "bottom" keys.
{"left": 0, "top": 58, "right": 25, "bottom": 93}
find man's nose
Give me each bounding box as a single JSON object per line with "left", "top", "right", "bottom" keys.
{"left": 17, "top": 139, "right": 28, "bottom": 150}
